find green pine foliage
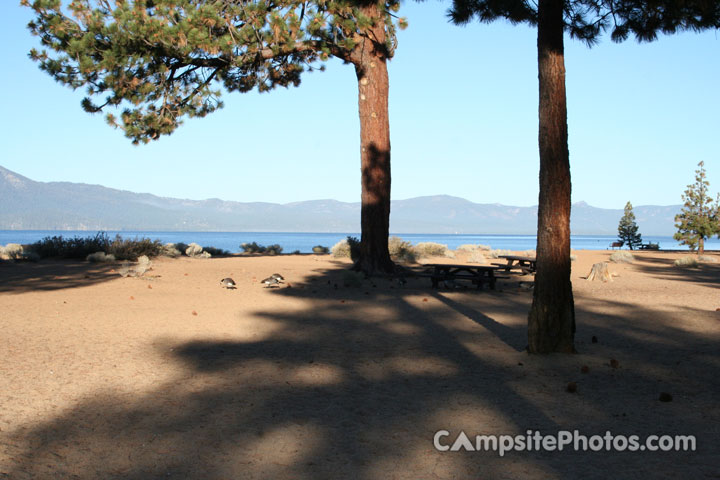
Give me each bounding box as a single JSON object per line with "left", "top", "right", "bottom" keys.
{"left": 22, "top": 0, "right": 406, "bottom": 144}
{"left": 21, "top": 0, "right": 403, "bottom": 143}
{"left": 450, "top": 1, "right": 720, "bottom": 46}
{"left": 674, "top": 161, "right": 720, "bottom": 253}
{"left": 617, "top": 201, "right": 642, "bottom": 250}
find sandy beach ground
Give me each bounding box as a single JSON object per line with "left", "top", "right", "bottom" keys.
{"left": 1, "top": 249, "right": 719, "bottom": 479}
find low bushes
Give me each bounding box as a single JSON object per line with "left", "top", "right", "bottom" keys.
{"left": 203, "top": 246, "right": 230, "bottom": 257}
{"left": 331, "top": 239, "right": 351, "bottom": 258}
{"left": 413, "top": 242, "right": 449, "bottom": 258}
{"left": 0, "top": 243, "right": 24, "bottom": 260}
{"left": 240, "top": 242, "right": 283, "bottom": 255}
{"left": 109, "top": 235, "right": 163, "bottom": 260}
{"left": 331, "top": 236, "right": 416, "bottom": 263}
{"left": 389, "top": 236, "right": 416, "bottom": 264}
{"left": 29, "top": 232, "right": 162, "bottom": 261}
{"left": 457, "top": 244, "right": 491, "bottom": 252}
{"left": 674, "top": 256, "right": 699, "bottom": 268}
{"left": 331, "top": 237, "right": 360, "bottom": 261}
{"left": 160, "top": 243, "right": 183, "bottom": 258}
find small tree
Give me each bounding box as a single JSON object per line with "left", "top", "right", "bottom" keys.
{"left": 674, "top": 161, "right": 719, "bottom": 254}
{"left": 617, "top": 201, "right": 642, "bottom": 250}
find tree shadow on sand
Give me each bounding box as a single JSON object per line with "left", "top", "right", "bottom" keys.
{"left": 0, "top": 259, "right": 117, "bottom": 293}
{"left": 629, "top": 253, "right": 720, "bottom": 289}
{"left": 3, "top": 267, "right": 719, "bottom": 479}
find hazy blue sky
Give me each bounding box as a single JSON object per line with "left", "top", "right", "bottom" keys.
{"left": 1, "top": 2, "right": 718, "bottom": 208}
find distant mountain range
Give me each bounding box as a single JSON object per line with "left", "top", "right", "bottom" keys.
{"left": 0, "top": 165, "right": 681, "bottom": 235}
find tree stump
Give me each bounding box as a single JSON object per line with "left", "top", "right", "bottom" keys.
{"left": 587, "top": 262, "right": 612, "bottom": 282}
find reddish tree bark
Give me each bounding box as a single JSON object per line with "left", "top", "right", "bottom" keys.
{"left": 350, "top": 5, "right": 395, "bottom": 275}
{"left": 528, "top": 0, "right": 576, "bottom": 353}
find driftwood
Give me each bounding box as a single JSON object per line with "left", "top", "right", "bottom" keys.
{"left": 587, "top": 262, "right": 612, "bottom": 282}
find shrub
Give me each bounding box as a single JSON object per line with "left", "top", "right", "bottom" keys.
{"left": 265, "top": 244, "right": 283, "bottom": 255}
{"left": 31, "top": 232, "right": 110, "bottom": 259}
{"left": 331, "top": 239, "right": 351, "bottom": 258}
{"left": 185, "top": 243, "right": 204, "bottom": 257}
{"left": 108, "top": 235, "right": 163, "bottom": 260}
{"left": 346, "top": 236, "right": 361, "bottom": 262}
{"left": 203, "top": 246, "right": 230, "bottom": 257}
{"left": 342, "top": 270, "right": 364, "bottom": 287}
{"left": 413, "top": 242, "right": 449, "bottom": 258}
{"left": 240, "top": 241, "right": 266, "bottom": 254}
{"left": 467, "top": 252, "right": 486, "bottom": 264}
{"left": 292, "top": 249, "right": 301, "bottom": 255}
{"left": 160, "top": 243, "right": 182, "bottom": 258}
{"left": 174, "top": 242, "right": 189, "bottom": 254}
{"left": 609, "top": 251, "right": 634, "bottom": 263}
{"left": 1, "top": 243, "right": 24, "bottom": 260}
{"left": 457, "top": 244, "right": 491, "bottom": 252}
{"left": 389, "top": 236, "right": 415, "bottom": 264}
{"left": 21, "top": 251, "right": 40, "bottom": 262}
{"left": 674, "top": 256, "right": 699, "bottom": 267}
{"left": 86, "top": 251, "right": 116, "bottom": 263}
{"left": 698, "top": 255, "right": 718, "bottom": 263}
{"left": 30, "top": 233, "right": 164, "bottom": 261}
{"left": 312, "top": 245, "right": 329, "bottom": 254}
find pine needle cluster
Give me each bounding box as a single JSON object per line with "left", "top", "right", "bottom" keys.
{"left": 22, "top": 0, "right": 406, "bottom": 144}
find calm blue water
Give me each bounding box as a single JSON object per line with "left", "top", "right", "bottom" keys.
{"left": 1, "top": 230, "right": 717, "bottom": 253}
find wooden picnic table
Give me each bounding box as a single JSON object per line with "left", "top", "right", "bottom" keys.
{"left": 494, "top": 255, "right": 537, "bottom": 275}
{"left": 422, "top": 264, "right": 500, "bottom": 290}
{"left": 637, "top": 243, "right": 660, "bottom": 250}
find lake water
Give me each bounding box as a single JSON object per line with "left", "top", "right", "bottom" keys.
{"left": 1, "top": 230, "right": 717, "bottom": 253}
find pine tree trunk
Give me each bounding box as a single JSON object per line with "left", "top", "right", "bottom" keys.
{"left": 527, "top": 0, "right": 576, "bottom": 354}
{"left": 699, "top": 237, "right": 705, "bottom": 255}
{"left": 350, "top": 5, "right": 395, "bottom": 276}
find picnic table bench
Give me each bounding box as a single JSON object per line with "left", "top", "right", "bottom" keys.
{"left": 637, "top": 243, "right": 660, "bottom": 250}
{"left": 421, "top": 264, "right": 502, "bottom": 290}
{"left": 492, "top": 255, "right": 537, "bottom": 275}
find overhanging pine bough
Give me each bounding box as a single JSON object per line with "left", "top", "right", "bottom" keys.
{"left": 24, "top": 0, "right": 408, "bottom": 274}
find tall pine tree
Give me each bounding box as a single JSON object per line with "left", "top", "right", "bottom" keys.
{"left": 449, "top": 1, "right": 720, "bottom": 353}
{"left": 22, "top": 0, "right": 408, "bottom": 274}
{"left": 674, "top": 161, "right": 719, "bottom": 254}
{"left": 617, "top": 201, "right": 642, "bottom": 250}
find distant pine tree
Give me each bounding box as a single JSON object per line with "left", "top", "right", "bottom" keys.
{"left": 674, "top": 161, "right": 719, "bottom": 254}
{"left": 617, "top": 202, "right": 642, "bottom": 250}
